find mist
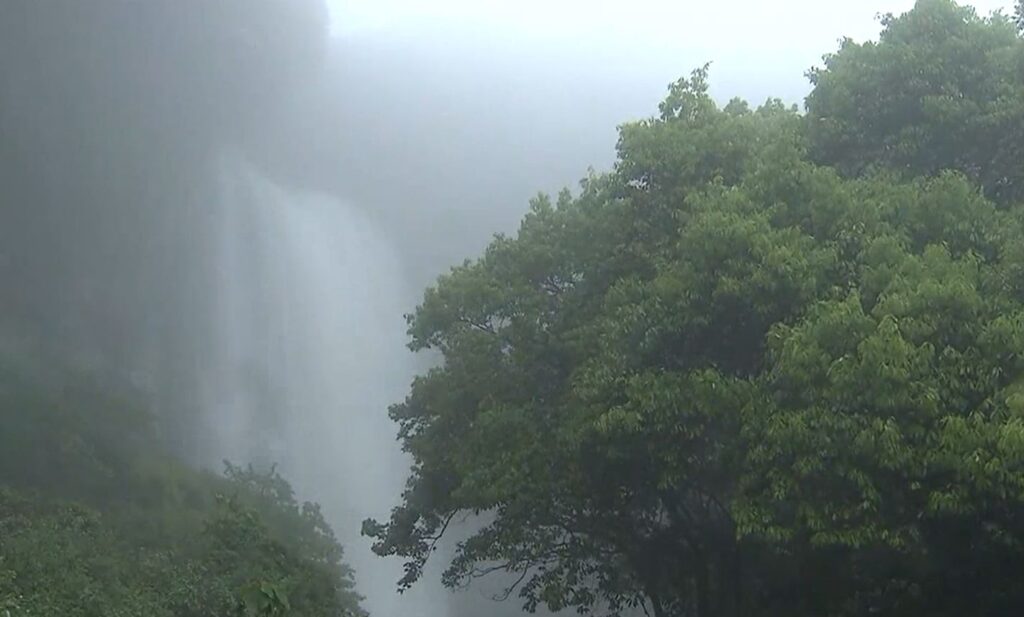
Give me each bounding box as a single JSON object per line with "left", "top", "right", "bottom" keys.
{"left": 1, "top": 1, "right": 1021, "bottom": 616}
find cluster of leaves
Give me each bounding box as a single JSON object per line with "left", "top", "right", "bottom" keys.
{"left": 0, "top": 360, "right": 365, "bottom": 617}
{"left": 806, "top": 0, "right": 1024, "bottom": 205}
{"left": 366, "top": 2, "right": 1024, "bottom": 616}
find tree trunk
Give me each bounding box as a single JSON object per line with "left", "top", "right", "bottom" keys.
{"left": 696, "top": 562, "right": 711, "bottom": 617}
{"left": 725, "top": 543, "right": 742, "bottom": 617}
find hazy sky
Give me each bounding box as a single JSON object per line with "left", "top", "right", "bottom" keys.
{"left": 327, "top": 0, "right": 1013, "bottom": 43}
{"left": 316, "top": 0, "right": 1018, "bottom": 276}
{"left": 326, "top": 0, "right": 1014, "bottom": 102}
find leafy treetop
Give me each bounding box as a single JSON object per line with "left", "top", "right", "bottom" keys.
{"left": 366, "top": 3, "right": 1024, "bottom": 616}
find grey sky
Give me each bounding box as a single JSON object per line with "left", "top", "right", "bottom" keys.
{"left": 327, "top": 0, "right": 1014, "bottom": 104}
{"left": 315, "top": 1, "right": 1011, "bottom": 276}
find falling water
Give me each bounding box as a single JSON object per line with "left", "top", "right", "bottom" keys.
{"left": 205, "top": 152, "right": 446, "bottom": 616}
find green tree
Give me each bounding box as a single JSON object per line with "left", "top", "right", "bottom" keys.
{"left": 367, "top": 46, "right": 1024, "bottom": 617}
{"left": 0, "top": 474, "right": 366, "bottom": 617}
{"left": 0, "top": 356, "right": 366, "bottom": 617}
{"left": 805, "top": 0, "right": 1024, "bottom": 205}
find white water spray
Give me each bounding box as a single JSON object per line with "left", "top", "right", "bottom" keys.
{"left": 206, "top": 153, "right": 446, "bottom": 616}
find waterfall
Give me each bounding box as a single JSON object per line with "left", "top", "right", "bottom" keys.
{"left": 206, "top": 152, "right": 446, "bottom": 616}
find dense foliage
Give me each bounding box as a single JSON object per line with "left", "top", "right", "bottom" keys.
{"left": 806, "top": 0, "right": 1024, "bottom": 205}
{"left": 0, "top": 357, "right": 365, "bottom": 617}
{"left": 366, "top": 2, "right": 1024, "bottom": 616}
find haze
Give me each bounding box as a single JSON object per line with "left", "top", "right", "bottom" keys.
{"left": 329, "top": 0, "right": 1014, "bottom": 97}
{"left": 1, "top": 1, "right": 1022, "bottom": 617}
{"left": 319, "top": 0, "right": 1013, "bottom": 275}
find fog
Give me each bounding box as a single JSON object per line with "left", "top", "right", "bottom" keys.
{"left": 0, "top": 1, "right": 1015, "bottom": 616}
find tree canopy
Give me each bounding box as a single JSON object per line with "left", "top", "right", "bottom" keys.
{"left": 366, "top": 2, "right": 1024, "bottom": 616}
{"left": 806, "top": 0, "right": 1024, "bottom": 204}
